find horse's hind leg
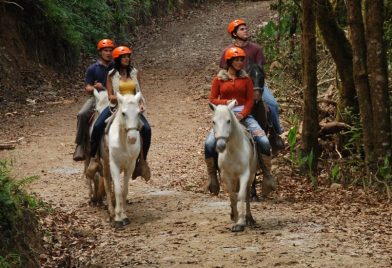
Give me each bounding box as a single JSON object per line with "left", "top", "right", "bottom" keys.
{"left": 250, "top": 178, "right": 258, "bottom": 201}
{"left": 103, "top": 161, "right": 115, "bottom": 219}
{"left": 246, "top": 185, "right": 255, "bottom": 226}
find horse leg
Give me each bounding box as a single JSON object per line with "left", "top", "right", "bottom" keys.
{"left": 84, "top": 156, "right": 96, "bottom": 206}
{"left": 120, "top": 165, "right": 135, "bottom": 226}
{"left": 246, "top": 180, "right": 256, "bottom": 226}
{"left": 250, "top": 176, "right": 258, "bottom": 201}
{"left": 229, "top": 192, "right": 238, "bottom": 223}
{"left": 110, "top": 163, "right": 124, "bottom": 228}
{"left": 102, "top": 160, "right": 114, "bottom": 220}
{"left": 232, "top": 174, "right": 248, "bottom": 232}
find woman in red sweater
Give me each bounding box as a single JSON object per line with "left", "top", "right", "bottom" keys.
{"left": 204, "top": 47, "right": 273, "bottom": 195}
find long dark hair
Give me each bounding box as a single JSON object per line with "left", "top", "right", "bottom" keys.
{"left": 110, "top": 55, "right": 133, "bottom": 77}
{"left": 226, "top": 58, "right": 243, "bottom": 77}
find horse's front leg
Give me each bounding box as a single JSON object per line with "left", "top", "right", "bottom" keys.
{"left": 120, "top": 161, "right": 136, "bottom": 227}
{"left": 84, "top": 157, "right": 94, "bottom": 204}
{"left": 110, "top": 161, "right": 124, "bottom": 228}
{"left": 232, "top": 172, "right": 249, "bottom": 232}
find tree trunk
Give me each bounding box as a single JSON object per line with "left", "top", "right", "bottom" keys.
{"left": 365, "top": 0, "right": 392, "bottom": 166}
{"left": 301, "top": 0, "right": 319, "bottom": 173}
{"left": 346, "top": 0, "right": 374, "bottom": 169}
{"left": 316, "top": 0, "right": 358, "bottom": 117}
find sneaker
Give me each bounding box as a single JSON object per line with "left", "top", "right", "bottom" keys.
{"left": 73, "top": 145, "right": 85, "bottom": 161}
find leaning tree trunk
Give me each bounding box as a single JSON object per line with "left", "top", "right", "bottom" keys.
{"left": 365, "top": 0, "right": 392, "bottom": 167}
{"left": 316, "top": 0, "right": 358, "bottom": 116}
{"left": 346, "top": 0, "right": 374, "bottom": 171}
{"left": 301, "top": 0, "right": 319, "bottom": 173}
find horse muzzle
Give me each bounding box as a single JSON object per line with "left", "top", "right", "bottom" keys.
{"left": 216, "top": 137, "right": 228, "bottom": 153}
{"left": 125, "top": 127, "right": 139, "bottom": 144}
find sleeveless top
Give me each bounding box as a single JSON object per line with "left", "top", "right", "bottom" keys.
{"left": 119, "top": 80, "right": 137, "bottom": 95}
{"left": 109, "top": 67, "right": 141, "bottom": 95}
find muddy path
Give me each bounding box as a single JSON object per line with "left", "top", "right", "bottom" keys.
{"left": 1, "top": 1, "right": 391, "bottom": 267}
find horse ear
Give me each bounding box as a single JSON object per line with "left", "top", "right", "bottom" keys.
{"left": 117, "top": 93, "right": 124, "bottom": 104}
{"left": 209, "top": 103, "right": 216, "bottom": 111}
{"left": 227, "top": 100, "right": 236, "bottom": 110}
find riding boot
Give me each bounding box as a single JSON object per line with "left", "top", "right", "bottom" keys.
{"left": 73, "top": 144, "right": 85, "bottom": 161}
{"left": 204, "top": 158, "right": 220, "bottom": 195}
{"left": 269, "top": 130, "right": 285, "bottom": 153}
{"left": 141, "top": 159, "right": 151, "bottom": 181}
{"left": 259, "top": 154, "right": 277, "bottom": 197}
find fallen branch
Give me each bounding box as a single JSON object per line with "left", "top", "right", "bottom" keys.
{"left": 0, "top": 143, "right": 15, "bottom": 150}
{"left": 319, "top": 121, "right": 351, "bottom": 136}
{"left": 1, "top": 1, "right": 24, "bottom": 10}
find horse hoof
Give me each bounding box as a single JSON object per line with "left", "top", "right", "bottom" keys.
{"left": 231, "top": 225, "right": 245, "bottom": 232}
{"left": 114, "top": 221, "right": 124, "bottom": 229}
{"left": 209, "top": 184, "right": 220, "bottom": 195}
{"left": 246, "top": 216, "right": 256, "bottom": 226}
{"left": 251, "top": 195, "right": 260, "bottom": 202}
{"left": 122, "top": 218, "right": 130, "bottom": 226}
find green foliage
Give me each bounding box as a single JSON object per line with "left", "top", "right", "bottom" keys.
{"left": 331, "top": 164, "right": 340, "bottom": 183}
{"left": 288, "top": 125, "right": 298, "bottom": 163}
{"left": 33, "top": 0, "right": 207, "bottom": 55}
{"left": 341, "top": 108, "right": 363, "bottom": 156}
{"left": 378, "top": 157, "right": 392, "bottom": 183}
{"left": 256, "top": 1, "right": 301, "bottom": 71}
{"left": 0, "top": 161, "right": 38, "bottom": 229}
{"left": 0, "top": 253, "right": 22, "bottom": 268}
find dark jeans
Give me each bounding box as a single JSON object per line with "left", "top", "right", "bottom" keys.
{"left": 90, "top": 106, "right": 151, "bottom": 159}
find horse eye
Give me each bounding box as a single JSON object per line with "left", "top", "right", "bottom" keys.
{"left": 122, "top": 112, "right": 126, "bottom": 117}
{"left": 212, "top": 120, "right": 215, "bottom": 125}
{"left": 227, "top": 119, "right": 231, "bottom": 124}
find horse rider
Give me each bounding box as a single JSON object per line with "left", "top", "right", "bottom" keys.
{"left": 204, "top": 47, "right": 276, "bottom": 196}
{"left": 73, "top": 39, "right": 115, "bottom": 161}
{"left": 88, "top": 45, "right": 151, "bottom": 180}
{"left": 221, "top": 19, "right": 284, "bottom": 148}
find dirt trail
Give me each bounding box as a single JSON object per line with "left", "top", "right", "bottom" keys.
{"left": 1, "top": 1, "right": 391, "bottom": 267}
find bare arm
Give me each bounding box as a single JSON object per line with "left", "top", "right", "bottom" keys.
{"left": 106, "top": 74, "right": 117, "bottom": 105}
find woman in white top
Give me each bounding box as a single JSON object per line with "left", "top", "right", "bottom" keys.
{"left": 90, "top": 46, "right": 151, "bottom": 180}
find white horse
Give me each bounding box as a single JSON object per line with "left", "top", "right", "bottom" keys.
{"left": 84, "top": 89, "right": 109, "bottom": 206}
{"left": 210, "top": 101, "right": 258, "bottom": 232}
{"left": 101, "top": 92, "right": 143, "bottom": 228}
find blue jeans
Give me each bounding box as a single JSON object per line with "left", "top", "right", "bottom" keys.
{"left": 90, "top": 106, "right": 151, "bottom": 159}
{"left": 204, "top": 115, "right": 271, "bottom": 159}
{"left": 263, "top": 83, "right": 283, "bottom": 134}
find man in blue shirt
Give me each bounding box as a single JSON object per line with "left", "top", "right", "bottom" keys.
{"left": 73, "top": 39, "right": 114, "bottom": 161}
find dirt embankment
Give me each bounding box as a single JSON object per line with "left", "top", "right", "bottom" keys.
{"left": 1, "top": 1, "right": 391, "bottom": 267}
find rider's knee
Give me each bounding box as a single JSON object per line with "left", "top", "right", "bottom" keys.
{"left": 255, "top": 136, "right": 271, "bottom": 155}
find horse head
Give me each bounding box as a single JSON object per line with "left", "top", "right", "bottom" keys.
{"left": 209, "top": 100, "right": 236, "bottom": 153}
{"left": 93, "top": 88, "right": 109, "bottom": 114}
{"left": 117, "top": 92, "right": 142, "bottom": 144}
{"left": 247, "top": 61, "right": 265, "bottom": 99}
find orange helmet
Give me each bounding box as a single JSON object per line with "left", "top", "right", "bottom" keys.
{"left": 224, "top": 47, "right": 246, "bottom": 61}
{"left": 112, "top": 46, "right": 132, "bottom": 59}
{"left": 227, "top": 19, "right": 246, "bottom": 35}
{"left": 97, "top": 39, "right": 115, "bottom": 50}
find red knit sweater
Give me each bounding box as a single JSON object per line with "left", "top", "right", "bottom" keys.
{"left": 209, "top": 74, "right": 254, "bottom": 117}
